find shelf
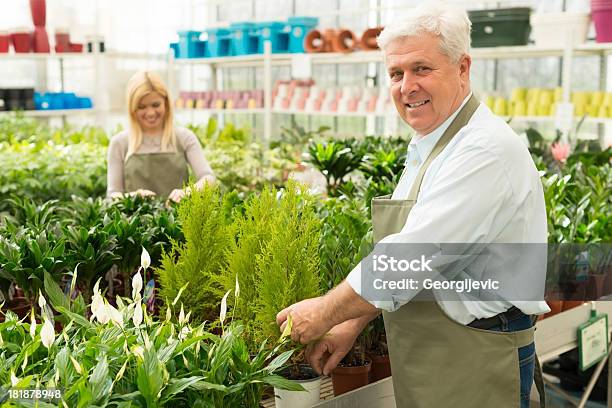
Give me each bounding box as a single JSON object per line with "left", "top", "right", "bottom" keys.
{"left": 274, "top": 109, "right": 386, "bottom": 118}
{"left": 0, "top": 109, "right": 96, "bottom": 117}
{"left": 171, "top": 43, "right": 612, "bottom": 69}
{"left": 0, "top": 51, "right": 166, "bottom": 61}
{"left": 504, "top": 116, "right": 612, "bottom": 125}
{"left": 175, "top": 108, "right": 386, "bottom": 118}
{"left": 175, "top": 108, "right": 265, "bottom": 114}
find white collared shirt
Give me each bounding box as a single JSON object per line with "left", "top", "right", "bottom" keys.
{"left": 346, "top": 95, "right": 550, "bottom": 324}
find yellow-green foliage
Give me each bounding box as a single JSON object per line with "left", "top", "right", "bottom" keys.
{"left": 157, "top": 184, "right": 235, "bottom": 322}
{"left": 252, "top": 182, "right": 321, "bottom": 344}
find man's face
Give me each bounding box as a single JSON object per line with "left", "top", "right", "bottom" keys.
{"left": 385, "top": 33, "right": 471, "bottom": 136}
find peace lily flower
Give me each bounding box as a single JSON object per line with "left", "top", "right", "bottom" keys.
{"left": 178, "top": 326, "right": 190, "bottom": 340}
{"left": 70, "top": 356, "right": 83, "bottom": 374}
{"left": 10, "top": 371, "right": 18, "bottom": 386}
{"left": 106, "top": 301, "right": 124, "bottom": 327}
{"left": 30, "top": 308, "right": 36, "bottom": 339}
{"left": 178, "top": 304, "right": 186, "bottom": 325}
{"left": 132, "top": 300, "right": 143, "bottom": 327}
{"left": 141, "top": 247, "right": 151, "bottom": 270}
{"left": 38, "top": 290, "right": 46, "bottom": 309}
{"left": 91, "top": 291, "right": 109, "bottom": 324}
{"left": 220, "top": 289, "right": 231, "bottom": 326}
{"left": 235, "top": 275, "right": 240, "bottom": 298}
{"left": 132, "top": 345, "right": 145, "bottom": 360}
{"left": 166, "top": 306, "right": 172, "bottom": 322}
{"left": 40, "top": 318, "right": 55, "bottom": 349}
{"left": 132, "top": 270, "right": 143, "bottom": 300}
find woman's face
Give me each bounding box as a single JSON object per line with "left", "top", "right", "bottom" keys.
{"left": 136, "top": 92, "right": 166, "bottom": 133}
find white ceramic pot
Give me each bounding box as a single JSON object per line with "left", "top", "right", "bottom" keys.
{"left": 274, "top": 376, "right": 322, "bottom": 408}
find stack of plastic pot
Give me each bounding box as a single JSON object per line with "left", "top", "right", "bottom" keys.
{"left": 592, "top": 0, "right": 612, "bottom": 42}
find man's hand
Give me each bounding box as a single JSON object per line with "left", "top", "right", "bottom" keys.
{"left": 276, "top": 297, "right": 334, "bottom": 344}
{"left": 306, "top": 320, "right": 363, "bottom": 376}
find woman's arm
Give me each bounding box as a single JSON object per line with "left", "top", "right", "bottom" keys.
{"left": 181, "top": 128, "right": 216, "bottom": 189}
{"left": 106, "top": 135, "right": 126, "bottom": 197}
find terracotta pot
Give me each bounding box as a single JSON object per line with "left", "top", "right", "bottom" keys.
{"left": 587, "top": 274, "right": 606, "bottom": 300}
{"left": 331, "top": 29, "right": 356, "bottom": 53}
{"left": 543, "top": 300, "right": 564, "bottom": 318}
{"left": 359, "top": 27, "right": 383, "bottom": 50}
{"left": 562, "top": 300, "right": 585, "bottom": 311}
{"left": 368, "top": 353, "right": 391, "bottom": 382}
{"left": 30, "top": 0, "right": 46, "bottom": 27}
{"left": 331, "top": 357, "right": 371, "bottom": 396}
{"left": 304, "top": 29, "right": 324, "bottom": 53}
{"left": 7, "top": 297, "right": 32, "bottom": 319}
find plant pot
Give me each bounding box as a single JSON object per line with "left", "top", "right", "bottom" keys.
{"left": 11, "top": 30, "right": 32, "bottom": 53}
{"left": 543, "top": 300, "right": 564, "bottom": 318}
{"left": 33, "top": 27, "right": 50, "bottom": 53}
{"left": 563, "top": 300, "right": 585, "bottom": 311}
{"left": 587, "top": 274, "right": 606, "bottom": 300}
{"left": 0, "top": 32, "right": 9, "bottom": 53}
{"left": 7, "top": 297, "right": 31, "bottom": 319}
{"left": 274, "top": 365, "right": 321, "bottom": 408}
{"left": 368, "top": 353, "right": 391, "bottom": 382}
{"left": 331, "top": 357, "right": 371, "bottom": 396}
{"left": 29, "top": 0, "right": 46, "bottom": 27}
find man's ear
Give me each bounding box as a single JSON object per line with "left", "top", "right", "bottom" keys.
{"left": 459, "top": 54, "right": 472, "bottom": 83}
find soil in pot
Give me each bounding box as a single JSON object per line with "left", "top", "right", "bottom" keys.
{"left": 274, "top": 364, "right": 321, "bottom": 408}
{"left": 368, "top": 352, "right": 391, "bottom": 383}
{"left": 331, "top": 357, "right": 371, "bottom": 396}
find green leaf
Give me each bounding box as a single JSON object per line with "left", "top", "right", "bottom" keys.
{"left": 44, "top": 271, "right": 70, "bottom": 312}
{"left": 266, "top": 349, "right": 294, "bottom": 373}
{"left": 161, "top": 376, "right": 205, "bottom": 401}
{"left": 261, "top": 375, "right": 305, "bottom": 391}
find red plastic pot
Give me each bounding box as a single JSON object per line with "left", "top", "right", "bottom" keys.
{"left": 69, "top": 43, "right": 83, "bottom": 53}
{"left": 55, "top": 31, "right": 70, "bottom": 52}
{"left": 30, "top": 0, "right": 46, "bottom": 27}
{"left": 0, "top": 32, "right": 9, "bottom": 53}
{"left": 11, "top": 31, "right": 32, "bottom": 53}
{"left": 33, "top": 27, "right": 50, "bottom": 53}
{"left": 592, "top": 9, "right": 612, "bottom": 42}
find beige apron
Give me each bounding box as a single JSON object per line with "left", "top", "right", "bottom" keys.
{"left": 124, "top": 142, "right": 189, "bottom": 198}
{"left": 373, "top": 96, "right": 545, "bottom": 407}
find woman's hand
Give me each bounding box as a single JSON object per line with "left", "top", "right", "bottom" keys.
{"left": 130, "top": 189, "right": 157, "bottom": 198}
{"left": 168, "top": 187, "right": 191, "bottom": 203}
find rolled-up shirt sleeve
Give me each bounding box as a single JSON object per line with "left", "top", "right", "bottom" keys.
{"left": 346, "top": 141, "right": 516, "bottom": 311}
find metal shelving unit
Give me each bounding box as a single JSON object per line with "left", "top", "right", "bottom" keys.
{"left": 169, "top": 42, "right": 612, "bottom": 142}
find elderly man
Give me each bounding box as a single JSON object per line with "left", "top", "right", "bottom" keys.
{"left": 277, "top": 3, "right": 549, "bottom": 408}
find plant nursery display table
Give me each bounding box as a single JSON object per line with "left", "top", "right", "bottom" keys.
{"left": 262, "top": 302, "right": 612, "bottom": 408}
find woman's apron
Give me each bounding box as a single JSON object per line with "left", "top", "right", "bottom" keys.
{"left": 124, "top": 143, "right": 189, "bottom": 198}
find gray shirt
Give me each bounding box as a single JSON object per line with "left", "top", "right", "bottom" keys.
{"left": 106, "top": 126, "right": 214, "bottom": 196}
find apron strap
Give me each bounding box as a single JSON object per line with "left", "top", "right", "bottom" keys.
{"left": 534, "top": 353, "right": 546, "bottom": 407}
{"left": 407, "top": 95, "right": 480, "bottom": 201}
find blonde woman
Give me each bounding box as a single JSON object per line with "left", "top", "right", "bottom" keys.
{"left": 107, "top": 71, "right": 215, "bottom": 202}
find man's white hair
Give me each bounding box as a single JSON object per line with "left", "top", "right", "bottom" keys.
{"left": 377, "top": 2, "right": 471, "bottom": 63}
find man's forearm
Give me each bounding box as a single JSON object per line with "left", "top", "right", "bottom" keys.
{"left": 323, "top": 280, "right": 380, "bottom": 327}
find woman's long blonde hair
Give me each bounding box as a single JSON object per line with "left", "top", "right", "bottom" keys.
{"left": 126, "top": 71, "right": 176, "bottom": 157}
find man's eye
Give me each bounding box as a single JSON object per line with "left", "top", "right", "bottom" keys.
{"left": 415, "top": 66, "right": 431, "bottom": 73}
{"left": 390, "top": 72, "right": 403, "bottom": 81}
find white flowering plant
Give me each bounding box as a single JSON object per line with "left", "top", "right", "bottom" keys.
{"left": 0, "top": 251, "right": 302, "bottom": 407}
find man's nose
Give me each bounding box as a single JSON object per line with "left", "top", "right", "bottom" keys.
{"left": 400, "top": 73, "right": 419, "bottom": 96}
